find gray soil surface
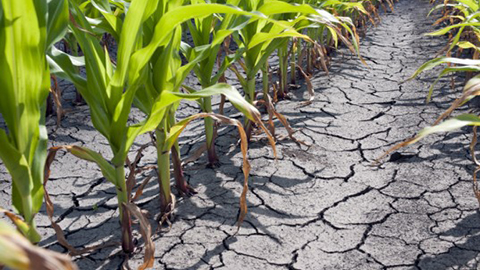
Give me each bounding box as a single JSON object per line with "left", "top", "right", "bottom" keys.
{"left": 2, "top": 0, "right": 480, "bottom": 269}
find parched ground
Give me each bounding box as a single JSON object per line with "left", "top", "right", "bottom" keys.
{"left": 2, "top": 0, "right": 480, "bottom": 269}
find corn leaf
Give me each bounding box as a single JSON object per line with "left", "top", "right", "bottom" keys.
{"left": 410, "top": 57, "right": 480, "bottom": 80}
{"left": 173, "top": 83, "right": 261, "bottom": 122}
{"left": 0, "top": 0, "right": 50, "bottom": 242}
{"left": 46, "top": 0, "right": 69, "bottom": 48}
{"left": 0, "top": 220, "right": 77, "bottom": 270}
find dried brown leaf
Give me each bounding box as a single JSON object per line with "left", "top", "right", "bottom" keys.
{"left": 296, "top": 64, "right": 314, "bottom": 105}
{"left": 123, "top": 203, "right": 154, "bottom": 270}
{"left": 126, "top": 143, "right": 151, "bottom": 198}
{"left": 313, "top": 42, "right": 329, "bottom": 75}
{"left": 433, "top": 86, "right": 480, "bottom": 125}
{"left": 374, "top": 137, "right": 418, "bottom": 164}
{"left": 471, "top": 126, "right": 480, "bottom": 166}
{"left": 132, "top": 175, "right": 153, "bottom": 202}
{"left": 263, "top": 95, "right": 307, "bottom": 146}
{"left": 50, "top": 75, "right": 66, "bottom": 130}
{"left": 473, "top": 166, "right": 480, "bottom": 205}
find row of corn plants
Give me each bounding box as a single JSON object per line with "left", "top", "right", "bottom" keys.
{"left": 0, "top": 0, "right": 393, "bottom": 268}
{"left": 379, "top": 0, "right": 480, "bottom": 203}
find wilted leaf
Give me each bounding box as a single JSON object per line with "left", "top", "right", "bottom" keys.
{"left": 123, "top": 203, "right": 154, "bottom": 270}
{"left": 0, "top": 220, "right": 77, "bottom": 270}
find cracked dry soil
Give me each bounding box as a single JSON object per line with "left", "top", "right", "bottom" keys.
{"left": 2, "top": 0, "right": 480, "bottom": 269}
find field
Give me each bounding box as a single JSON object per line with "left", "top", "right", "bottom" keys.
{"left": 2, "top": 0, "right": 480, "bottom": 269}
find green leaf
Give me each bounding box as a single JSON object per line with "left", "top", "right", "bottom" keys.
{"left": 321, "top": 0, "right": 368, "bottom": 14}
{"left": 128, "top": 3, "right": 293, "bottom": 84}
{"left": 258, "top": 2, "right": 317, "bottom": 16}
{"left": 410, "top": 57, "right": 480, "bottom": 80}
{"left": 0, "top": 0, "right": 49, "bottom": 241}
{"left": 248, "top": 28, "right": 311, "bottom": 49}
{"left": 427, "top": 22, "right": 480, "bottom": 36}
{"left": 46, "top": 0, "right": 69, "bottom": 48}
{"left": 410, "top": 114, "right": 480, "bottom": 145}
{"left": 47, "top": 46, "right": 86, "bottom": 89}
{"left": 427, "top": 66, "right": 480, "bottom": 102}
{"left": 0, "top": 130, "right": 33, "bottom": 202}
{"left": 173, "top": 83, "right": 261, "bottom": 122}
{"left": 456, "top": 0, "right": 479, "bottom": 11}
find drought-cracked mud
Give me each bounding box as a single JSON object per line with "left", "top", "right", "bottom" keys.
{"left": 2, "top": 0, "right": 480, "bottom": 269}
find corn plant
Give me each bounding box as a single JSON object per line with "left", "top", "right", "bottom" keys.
{"left": 0, "top": 0, "right": 68, "bottom": 243}
{"left": 227, "top": 2, "right": 309, "bottom": 138}
{"left": 319, "top": 0, "right": 373, "bottom": 28}
{"left": 182, "top": 0, "right": 246, "bottom": 166}
{"left": 0, "top": 0, "right": 390, "bottom": 266}
{"left": 275, "top": 1, "right": 365, "bottom": 98}
{"left": 131, "top": 0, "right": 279, "bottom": 219}
{"left": 181, "top": 0, "right": 309, "bottom": 164}
{"left": 227, "top": 1, "right": 361, "bottom": 139}
{"left": 49, "top": 0, "right": 173, "bottom": 254}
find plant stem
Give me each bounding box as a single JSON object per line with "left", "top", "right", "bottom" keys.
{"left": 306, "top": 45, "right": 313, "bottom": 75}
{"left": 20, "top": 196, "right": 41, "bottom": 243}
{"left": 297, "top": 39, "right": 303, "bottom": 69}
{"left": 115, "top": 165, "right": 134, "bottom": 253}
{"left": 278, "top": 44, "right": 288, "bottom": 99}
{"left": 291, "top": 40, "right": 297, "bottom": 85}
{"left": 155, "top": 126, "right": 172, "bottom": 215}
{"left": 262, "top": 61, "right": 269, "bottom": 100}
{"left": 245, "top": 76, "right": 256, "bottom": 106}
{"left": 21, "top": 195, "right": 33, "bottom": 224}
{"left": 244, "top": 77, "right": 256, "bottom": 141}
{"left": 203, "top": 97, "right": 219, "bottom": 166}
{"left": 171, "top": 143, "right": 196, "bottom": 196}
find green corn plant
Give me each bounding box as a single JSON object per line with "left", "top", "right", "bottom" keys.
{"left": 318, "top": 0, "right": 369, "bottom": 19}
{"left": 285, "top": 0, "right": 365, "bottom": 77}
{"left": 74, "top": 0, "right": 125, "bottom": 41}
{"left": 227, "top": 1, "right": 313, "bottom": 137}
{"left": 320, "top": 0, "right": 374, "bottom": 29}
{"left": 181, "top": 0, "right": 311, "bottom": 165}
{"left": 182, "top": 0, "right": 246, "bottom": 166}
{"left": 132, "top": 0, "right": 278, "bottom": 219}
{"left": 227, "top": 1, "right": 360, "bottom": 138}
{"left": 315, "top": 0, "right": 366, "bottom": 54}
{"left": 277, "top": 32, "right": 291, "bottom": 98}
{"left": 271, "top": 1, "right": 359, "bottom": 97}
{"left": 0, "top": 0, "right": 68, "bottom": 243}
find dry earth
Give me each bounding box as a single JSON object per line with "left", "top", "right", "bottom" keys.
{"left": 2, "top": 0, "right": 480, "bottom": 269}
